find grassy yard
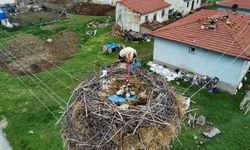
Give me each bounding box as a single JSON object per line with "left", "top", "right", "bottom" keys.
{"left": 0, "top": 14, "right": 249, "bottom": 150}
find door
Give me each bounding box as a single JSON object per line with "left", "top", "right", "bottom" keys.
{"left": 191, "top": 0, "right": 195, "bottom": 11}
{"left": 153, "top": 13, "right": 157, "bottom": 21}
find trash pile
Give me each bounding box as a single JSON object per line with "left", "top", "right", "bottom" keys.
{"left": 149, "top": 63, "right": 219, "bottom": 93}
{"left": 87, "top": 21, "right": 111, "bottom": 28}
{"left": 122, "top": 30, "right": 151, "bottom": 42}
{"left": 86, "top": 20, "right": 111, "bottom": 37}
{"left": 62, "top": 63, "right": 184, "bottom": 150}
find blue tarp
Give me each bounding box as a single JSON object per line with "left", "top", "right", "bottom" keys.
{"left": 108, "top": 95, "right": 137, "bottom": 103}
{"left": 0, "top": 9, "right": 7, "bottom": 20}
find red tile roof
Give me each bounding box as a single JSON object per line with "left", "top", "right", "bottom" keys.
{"left": 118, "top": 0, "right": 171, "bottom": 14}
{"left": 150, "top": 9, "right": 250, "bottom": 60}
{"left": 218, "top": 0, "right": 250, "bottom": 10}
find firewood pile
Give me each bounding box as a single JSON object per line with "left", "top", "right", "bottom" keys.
{"left": 61, "top": 64, "right": 184, "bottom": 150}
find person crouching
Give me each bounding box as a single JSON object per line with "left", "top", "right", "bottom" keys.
{"left": 118, "top": 47, "right": 137, "bottom": 64}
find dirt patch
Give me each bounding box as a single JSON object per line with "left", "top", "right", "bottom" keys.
{"left": 0, "top": 31, "right": 80, "bottom": 76}
{"left": 9, "top": 11, "right": 65, "bottom": 26}
{"left": 73, "top": 2, "right": 115, "bottom": 16}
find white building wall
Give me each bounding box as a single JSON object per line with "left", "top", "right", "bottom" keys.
{"left": 89, "top": 0, "right": 119, "bottom": 6}
{"left": 0, "top": 0, "right": 15, "bottom": 5}
{"left": 153, "top": 37, "right": 250, "bottom": 94}
{"left": 116, "top": 3, "right": 141, "bottom": 32}
{"left": 116, "top": 3, "right": 170, "bottom": 32}
{"left": 140, "top": 8, "right": 170, "bottom": 23}
{"left": 165, "top": 0, "right": 201, "bottom": 16}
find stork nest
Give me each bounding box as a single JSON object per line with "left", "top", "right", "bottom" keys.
{"left": 62, "top": 64, "right": 184, "bottom": 150}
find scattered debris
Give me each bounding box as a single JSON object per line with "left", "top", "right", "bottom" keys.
{"left": 28, "top": 130, "right": 34, "bottom": 134}
{"left": 193, "top": 135, "right": 198, "bottom": 140}
{"left": 186, "top": 113, "right": 209, "bottom": 128}
{"left": 185, "top": 98, "right": 191, "bottom": 110}
{"left": 197, "top": 140, "right": 204, "bottom": 145}
{"left": 46, "top": 38, "right": 53, "bottom": 43}
{"left": 100, "top": 69, "right": 108, "bottom": 78}
{"left": 149, "top": 63, "right": 219, "bottom": 92}
{"left": 203, "top": 128, "right": 221, "bottom": 138}
{"left": 62, "top": 64, "right": 184, "bottom": 150}
{"left": 187, "top": 113, "right": 196, "bottom": 128}
{"left": 29, "top": 5, "right": 42, "bottom": 12}
{"left": 196, "top": 115, "right": 206, "bottom": 126}
{"left": 169, "top": 10, "right": 183, "bottom": 21}
{"left": 87, "top": 21, "right": 111, "bottom": 28}
{"left": 123, "top": 30, "right": 150, "bottom": 42}
{"left": 240, "top": 90, "right": 250, "bottom": 115}
{"left": 0, "top": 116, "right": 8, "bottom": 129}
{"left": 150, "top": 63, "right": 182, "bottom": 81}
{"left": 86, "top": 30, "right": 97, "bottom": 37}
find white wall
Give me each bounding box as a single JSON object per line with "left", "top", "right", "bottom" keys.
{"left": 153, "top": 37, "right": 250, "bottom": 93}
{"left": 0, "top": 0, "right": 15, "bottom": 5}
{"left": 140, "top": 8, "right": 170, "bottom": 23}
{"left": 116, "top": 3, "right": 170, "bottom": 32}
{"left": 116, "top": 3, "right": 141, "bottom": 32}
{"left": 89, "top": 0, "right": 118, "bottom": 6}
{"left": 165, "top": 0, "right": 201, "bottom": 16}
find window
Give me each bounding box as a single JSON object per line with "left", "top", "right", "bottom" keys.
{"left": 189, "top": 47, "right": 196, "bottom": 54}
{"left": 169, "top": 9, "right": 173, "bottom": 15}
{"left": 197, "top": 0, "right": 199, "bottom": 4}
{"left": 162, "top": 10, "right": 165, "bottom": 17}
{"left": 153, "top": 13, "right": 157, "bottom": 20}
{"left": 168, "top": 9, "right": 174, "bottom": 17}
{"left": 187, "top": 2, "right": 189, "bottom": 7}
{"left": 145, "top": 15, "right": 148, "bottom": 22}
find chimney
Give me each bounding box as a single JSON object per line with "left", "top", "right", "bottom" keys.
{"left": 232, "top": 4, "right": 239, "bottom": 12}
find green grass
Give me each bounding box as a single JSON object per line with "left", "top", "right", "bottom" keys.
{"left": 0, "top": 14, "right": 152, "bottom": 150}
{"left": 0, "top": 13, "right": 249, "bottom": 150}
{"left": 172, "top": 81, "right": 250, "bottom": 150}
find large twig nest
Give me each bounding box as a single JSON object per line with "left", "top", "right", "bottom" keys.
{"left": 62, "top": 64, "right": 184, "bottom": 150}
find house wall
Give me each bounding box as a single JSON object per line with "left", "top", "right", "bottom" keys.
{"left": 218, "top": 6, "right": 250, "bottom": 15}
{"left": 0, "top": 0, "right": 15, "bottom": 5}
{"left": 116, "top": 3, "right": 170, "bottom": 32}
{"left": 82, "top": 0, "right": 118, "bottom": 6}
{"left": 165, "top": 0, "right": 201, "bottom": 16}
{"left": 153, "top": 37, "right": 250, "bottom": 94}
{"left": 140, "top": 8, "right": 170, "bottom": 23}
{"left": 116, "top": 3, "right": 141, "bottom": 32}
